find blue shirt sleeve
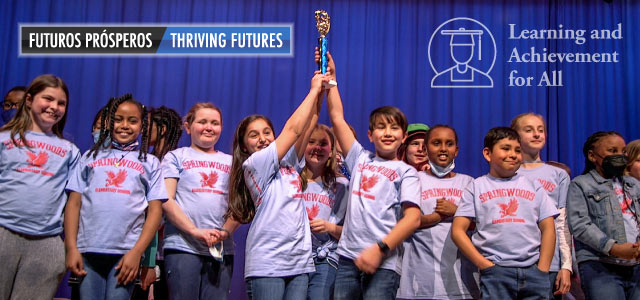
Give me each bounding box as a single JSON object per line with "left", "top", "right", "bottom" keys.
{"left": 66, "top": 152, "right": 87, "bottom": 193}
{"left": 344, "top": 140, "right": 363, "bottom": 174}
{"left": 161, "top": 150, "right": 181, "bottom": 179}
{"left": 455, "top": 180, "right": 476, "bottom": 218}
{"left": 146, "top": 157, "right": 168, "bottom": 202}
{"left": 243, "top": 143, "right": 279, "bottom": 201}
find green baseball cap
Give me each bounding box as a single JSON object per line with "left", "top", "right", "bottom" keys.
{"left": 407, "top": 123, "right": 430, "bottom": 135}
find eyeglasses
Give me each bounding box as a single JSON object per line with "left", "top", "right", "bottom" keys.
{"left": 2, "top": 101, "right": 20, "bottom": 110}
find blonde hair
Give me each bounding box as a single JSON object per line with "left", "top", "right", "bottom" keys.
{"left": 510, "top": 112, "right": 546, "bottom": 132}
{"left": 625, "top": 139, "right": 640, "bottom": 176}
{"left": 300, "top": 124, "right": 339, "bottom": 191}
{"left": 184, "top": 102, "right": 222, "bottom": 128}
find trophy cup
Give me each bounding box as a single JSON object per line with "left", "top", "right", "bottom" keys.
{"left": 315, "top": 10, "right": 337, "bottom": 87}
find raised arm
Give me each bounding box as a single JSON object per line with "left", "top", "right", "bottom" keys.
{"left": 320, "top": 51, "right": 355, "bottom": 155}
{"left": 295, "top": 92, "right": 324, "bottom": 160}
{"left": 275, "top": 73, "right": 328, "bottom": 161}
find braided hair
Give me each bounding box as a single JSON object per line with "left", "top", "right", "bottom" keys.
{"left": 582, "top": 131, "right": 623, "bottom": 175}
{"left": 147, "top": 106, "right": 183, "bottom": 161}
{"left": 87, "top": 94, "right": 149, "bottom": 161}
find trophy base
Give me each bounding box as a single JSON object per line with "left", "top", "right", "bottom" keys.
{"left": 323, "top": 79, "right": 337, "bottom": 88}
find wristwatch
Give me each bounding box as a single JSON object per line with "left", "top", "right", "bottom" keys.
{"left": 376, "top": 240, "right": 390, "bottom": 256}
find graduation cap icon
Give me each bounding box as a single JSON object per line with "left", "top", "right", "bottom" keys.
{"left": 428, "top": 17, "right": 495, "bottom": 88}
{"left": 441, "top": 28, "right": 484, "bottom": 61}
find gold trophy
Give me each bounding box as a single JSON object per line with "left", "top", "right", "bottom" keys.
{"left": 315, "top": 10, "right": 337, "bottom": 87}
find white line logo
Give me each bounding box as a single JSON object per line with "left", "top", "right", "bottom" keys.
{"left": 429, "top": 17, "right": 496, "bottom": 88}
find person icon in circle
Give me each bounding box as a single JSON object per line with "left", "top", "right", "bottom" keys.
{"left": 431, "top": 28, "right": 493, "bottom": 88}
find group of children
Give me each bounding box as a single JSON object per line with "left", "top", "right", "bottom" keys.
{"left": 1, "top": 50, "right": 640, "bottom": 300}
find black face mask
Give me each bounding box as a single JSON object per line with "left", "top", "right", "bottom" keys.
{"left": 602, "top": 154, "right": 628, "bottom": 178}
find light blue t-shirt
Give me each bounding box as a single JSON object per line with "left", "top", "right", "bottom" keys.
{"left": 336, "top": 141, "right": 421, "bottom": 272}
{"left": 243, "top": 142, "right": 315, "bottom": 278}
{"left": 0, "top": 131, "right": 80, "bottom": 236}
{"left": 518, "top": 164, "right": 570, "bottom": 272}
{"left": 302, "top": 177, "right": 349, "bottom": 263}
{"left": 66, "top": 149, "right": 168, "bottom": 254}
{"left": 161, "top": 147, "right": 234, "bottom": 256}
{"left": 398, "top": 172, "right": 480, "bottom": 299}
{"left": 455, "top": 173, "right": 559, "bottom": 267}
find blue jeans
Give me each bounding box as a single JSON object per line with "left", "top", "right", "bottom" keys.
{"left": 79, "top": 253, "right": 133, "bottom": 300}
{"left": 246, "top": 273, "right": 309, "bottom": 300}
{"left": 333, "top": 256, "right": 400, "bottom": 300}
{"left": 308, "top": 257, "right": 338, "bottom": 300}
{"left": 578, "top": 260, "right": 640, "bottom": 300}
{"left": 479, "top": 264, "right": 550, "bottom": 300}
{"left": 164, "top": 250, "right": 233, "bottom": 300}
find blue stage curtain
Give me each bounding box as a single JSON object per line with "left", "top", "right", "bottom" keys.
{"left": 1, "top": 1, "right": 638, "bottom": 299}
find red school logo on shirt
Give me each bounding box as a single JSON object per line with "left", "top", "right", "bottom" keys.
{"left": 26, "top": 151, "right": 48, "bottom": 168}
{"left": 17, "top": 150, "right": 54, "bottom": 176}
{"left": 352, "top": 174, "right": 379, "bottom": 200}
{"left": 492, "top": 198, "right": 525, "bottom": 224}
{"left": 199, "top": 171, "right": 218, "bottom": 188}
{"left": 306, "top": 203, "right": 319, "bottom": 220}
{"left": 498, "top": 198, "right": 518, "bottom": 218}
{"left": 95, "top": 169, "right": 131, "bottom": 194}
{"left": 192, "top": 171, "right": 224, "bottom": 194}
{"left": 106, "top": 169, "right": 127, "bottom": 187}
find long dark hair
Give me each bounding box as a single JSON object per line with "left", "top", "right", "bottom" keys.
{"left": 148, "top": 106, "right": 182, "bottom": 161}
{"left": 582, "top": 131, "right": 623, "bottom": 175}
{"left": 226, "top": 114, "right": 274, "bottom": 224}
{"left": 299, "top": 124, "right": 338, "bottom": 191}
{"left": 88, "top": 94, "right": 149, "bottom": 161}
{"left": 1, "top": 74, "right": 69, "bottom": 146}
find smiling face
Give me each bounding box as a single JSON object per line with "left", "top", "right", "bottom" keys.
{"left": 112, "top": 101, "right": 142, "bottom": 144}
{"left": 484, "top": 137, "right": 522, "bottom": 178}
{"left": 515, "top": 115, "right": 546, "bottom": 158}
{"left": 368, "top": 116, "right": 406, "bottom": 160}
{"left": 427, "top": 127, "right": 459, "bottom": 168}
{"left": 243, "top": 118, "right": 275, "bottom": 154}
{"left": 186, "top": 108, "right": 222, "bottom": 152}
{"left": 588, "top": 135, "right": 626, "bottom": 176}
{"left": 26, "top": 87, "right": 67, "bottom": 134}
{"left": 305, "top": 128, "right": 333, "bottom": 170}
{"left": 405, "top": 137, "right": 427, "bottom": 167}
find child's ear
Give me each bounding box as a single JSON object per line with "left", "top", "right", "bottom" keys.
{"left": 402, "top": 132, "right": 408, "bottom": 143}
{"left": 25, "top": 93, "right": 33, "bottom": 109}
{"left": 183, "top": 122, "right": 191, "bottom": 135}
{"left": 587, "top": 149, "right": 596, "bottom": 163}
{"left": 367, "top": 130, "right": 373, "bottom": 143}
{"left": 482, "top": 147, "right": 492, "bottom": 163}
